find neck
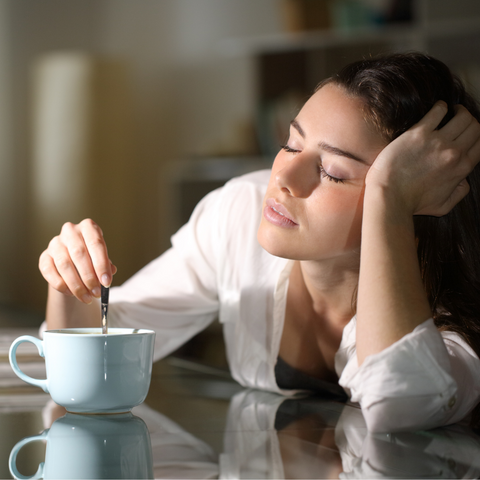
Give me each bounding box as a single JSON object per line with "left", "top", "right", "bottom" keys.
{"left": 296, "top": 256, "right": 359, "bottom": 326}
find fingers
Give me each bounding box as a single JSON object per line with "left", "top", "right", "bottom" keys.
{"left": 61, "top": 223, "right": 99, "bottom": 299}
{"left": 442, "top": 108, "right": 480, "bottom": 180}
{"left": 77, "top": 219, "right": 114, "bottom": 288}
{"left": 443, "top": 180, "right": 471, "bottom": 215}
{"left": 415, "top": 178, "right": 470, "bottom": 217}
{"left": 416, "top": 101, "right": 448, "bottom": 132}
{"left": 468, "top": 134, "right": 480, "bottom": 165}
{"left": 419, "top": 103, "right": 479, "bottom": 152}
{"left": 39, "top": 219, "right": 116, "bottom": 304}
{"left": 383, "top": 100, "right": 480, "bottom": 217}
{"left": 440, "top": 104, "right": 477, "bottom": 142}
{"left": 40, "top": 238, "right": 93, "bottom": 303}
{"left": 454, "top": 113, "right": 480, "bottom": 162}
{"left": 39, "top": 250, "right": 74, "bottom": 297}
{"left": 56, "top": 241, "right": 96, "bottom": 303}
{"left": 426, "top": 104, "right": 480, "bottom": 175}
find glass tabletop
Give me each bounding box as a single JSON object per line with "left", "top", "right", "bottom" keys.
{"left": 2, "top": 356, "right": 480, "bottom": 479}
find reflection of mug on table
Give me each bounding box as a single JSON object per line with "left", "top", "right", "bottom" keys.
{"left": 9, "top": 412, "right": 154, "bottom": 480}
{"left": 9, "top": 328, "right": 155, "bottom": 413}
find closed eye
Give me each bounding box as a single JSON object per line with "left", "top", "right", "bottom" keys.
{"left": 319, "top": 164, "right": 345, "bottom": 184}
{"left": 282, "top": 145, "right": 345, "bottom": 184}
{"left": 281, "top": 144, "right": 300, "bottom": 154}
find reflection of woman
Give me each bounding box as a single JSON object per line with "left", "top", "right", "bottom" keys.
{"left": 32, "top": 392, "right": 480, "bottom": 479}
{"left": 221, "top": 390, "right": 345, "bottom": 479}
{"left": 39, "top": 53, "right": 480, "bottom": 432}
{"left": 335, "top": 406, "right": 480, "bottom": 479}
{"left": 222, "top": 390, "right": 480, "bottom": 479}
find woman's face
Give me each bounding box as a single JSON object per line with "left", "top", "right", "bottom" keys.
{"left": 257, "top": 83, "right": 388, "bottom": 263}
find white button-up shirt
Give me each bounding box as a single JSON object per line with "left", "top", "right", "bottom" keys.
{"left": 109, "top": 170, "right": 480, "bottom": 432}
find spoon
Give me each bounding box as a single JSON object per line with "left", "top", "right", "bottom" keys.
{"left": 101, "top": 285, "right": 109, "bottom": 334}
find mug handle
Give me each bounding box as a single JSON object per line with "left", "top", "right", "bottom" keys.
{"left": 9, "top": 336, "right": 49, "bottom": 393}
{"left": 9, "top": 430, "right": 48, "bottom": 480}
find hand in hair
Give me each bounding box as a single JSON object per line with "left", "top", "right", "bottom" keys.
{"left": 365, "top": 101, "right": 480, "bottom": 217}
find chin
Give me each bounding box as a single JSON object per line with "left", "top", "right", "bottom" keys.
{"left": 257, "top": 230, "right": 299, "bottom": 259}
{"left": 257, "top": 223, "right": 304, "bottom": 260}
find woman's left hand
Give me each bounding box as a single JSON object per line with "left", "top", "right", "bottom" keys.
{"left": 366, "top": 101, "right": 480, "bottom": 216}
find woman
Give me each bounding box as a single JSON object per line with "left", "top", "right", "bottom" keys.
{"left": 39, "top": 53, "right": 480, "bottom": 432}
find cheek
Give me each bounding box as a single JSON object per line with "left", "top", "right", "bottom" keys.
{"left": 312, "top": 187, "right": 365, "bottom": 246}
{"left": 315, "top": 186, "right": 364, "bottom": 217}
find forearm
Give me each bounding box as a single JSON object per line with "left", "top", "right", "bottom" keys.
{"left": 356, "top": 186, "right": 431, "bottom": 365}
{"left": 46, "top": 285, "right": 101, "bottom": 330}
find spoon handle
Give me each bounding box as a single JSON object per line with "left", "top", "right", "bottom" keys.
{"left": 101, "top": 285, "right": 109, "bottom": 334}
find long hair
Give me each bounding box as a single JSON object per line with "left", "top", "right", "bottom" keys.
{"left": 321, "top": 52, "right": 480, "bottom": 425}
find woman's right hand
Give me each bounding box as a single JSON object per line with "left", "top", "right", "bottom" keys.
{"left": 365, "top": 102, "right": 480, "bottom": 218}
{"left": 39, "top": 219, "right": 117, "bottom": 304}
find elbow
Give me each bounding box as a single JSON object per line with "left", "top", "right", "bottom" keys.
{"left": 362, "top": 401, "right": 402, "bottom": 433}
{"left": 363, "top": 406, "right": 402, "bottom": 434}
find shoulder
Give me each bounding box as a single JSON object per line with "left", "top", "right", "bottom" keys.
{"left": 172, "top": 169, "right": 271, "bottom": 254}
{"left": 190, "top": 169, "right": 270, "bottom": 215}
{"left": 179, "top": 169, "right": 270, "bottom": 227}
{"left": 224, "top": 167, "right": 269, "bottom": 210}
{"left": 205, "top": 169, "right": 271, "bottom": 226}
{"left": 215, "top": 169, "right": 271, "bottom": 239}
{"left": 221, "top": 169, "right": 271, "bottom": 199}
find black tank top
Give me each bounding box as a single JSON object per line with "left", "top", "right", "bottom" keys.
{"left": 274, "top": 356, "right": 348, "bottom": 401}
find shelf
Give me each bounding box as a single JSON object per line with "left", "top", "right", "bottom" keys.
{"left": 219, "top": 16, "right": 480, "bottom": 56}
{"left": 423, "top": 16, "right": 480, "bottom": 40}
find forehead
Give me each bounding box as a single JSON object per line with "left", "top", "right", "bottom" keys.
{"left": 295, "top": 83, "right": 387, "bottom": 160}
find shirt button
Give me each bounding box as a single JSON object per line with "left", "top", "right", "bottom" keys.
{"left": 448, "top": 396, "right": 456, "bottom": 409}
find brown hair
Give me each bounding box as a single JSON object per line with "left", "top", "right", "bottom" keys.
{"left": 321, "top": 52, "right": 480, "bottom": 426}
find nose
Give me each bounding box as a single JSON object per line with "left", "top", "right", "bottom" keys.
{"left": 275, "top": 152, "right": 319, "bottom": 198}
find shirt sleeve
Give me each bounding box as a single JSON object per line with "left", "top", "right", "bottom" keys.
{"left": 108, "top": 186, "right": 223, "bottom": 362}
{"left": 337, "top": 318, "right": 480, "bottom": 433}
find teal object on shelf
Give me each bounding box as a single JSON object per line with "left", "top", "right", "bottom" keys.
{"left": 330, "top": 0, "right": 376, "bottom": 31}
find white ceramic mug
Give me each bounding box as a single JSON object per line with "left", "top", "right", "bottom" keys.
{"left": 9, "top": 412, "right": 154, "bottom": 479}
{"left": 9, "top": 328, "right": 155, "bottom": 414}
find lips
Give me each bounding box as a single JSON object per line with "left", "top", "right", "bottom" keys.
{"left": 264, "top": 198, "right": 298, "bottom": 228}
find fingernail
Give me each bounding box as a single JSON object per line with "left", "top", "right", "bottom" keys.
{"left": 102, "top": 274, "right": 111, "bottom": 287}
{"left": 92, "top": 287, "right": 101, "bottom": 298}
{"left": 82, "top": 294, "right": 92, "bottom": 304}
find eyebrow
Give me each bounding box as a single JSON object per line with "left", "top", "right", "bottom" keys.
{"left": 290, "top": 119, "right": 369, "bottom": 165}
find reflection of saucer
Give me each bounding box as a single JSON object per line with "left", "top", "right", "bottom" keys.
{"left": 66, "top": 411, "right": 134, "bottom": 419}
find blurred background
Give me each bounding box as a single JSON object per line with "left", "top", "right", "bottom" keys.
{"left": 0, "top": 0, "right": 480, "bottom": 329}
